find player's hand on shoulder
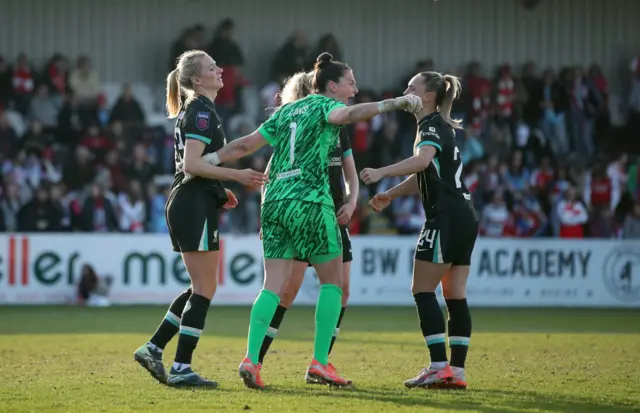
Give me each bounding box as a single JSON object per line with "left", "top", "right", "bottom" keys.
{"left": 234, "top": 169, "right": 268, "bottom": 187}
{"left": 369, "top": 192, "right": 392, "bottom": 212}
{"left": 360, "top": 168, "right": 383, "bottom": 185}
{"left": 394, "top": 95, "right": 423, "bottom": 113}
{"left": 223, "top": 189, "right": 238, "bottom": 209}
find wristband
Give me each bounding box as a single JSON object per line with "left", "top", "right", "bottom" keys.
{"left": 203, "top": 152, "right": 221, "bottom": 165}
{"left": 377, "top": 99, "right": 396, "bottom": 113}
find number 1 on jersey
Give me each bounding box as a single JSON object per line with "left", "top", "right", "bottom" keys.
{"left": 453, "top": 146, "right": 462, "bottom": 188}
{"left": 289, "top": 122, "right": 297, "bottom": 165}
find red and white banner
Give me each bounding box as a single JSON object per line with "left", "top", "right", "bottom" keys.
{"left": 0, "top": 234, "right": 638, "bottom": 307}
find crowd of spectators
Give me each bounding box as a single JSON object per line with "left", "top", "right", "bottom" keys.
{"left": 1, "top": 19, "right": 640, "bottom": 239}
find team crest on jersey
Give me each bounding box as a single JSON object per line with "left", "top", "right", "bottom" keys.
{"left": 196, "top": 112, "right": 210, "bottom": 131}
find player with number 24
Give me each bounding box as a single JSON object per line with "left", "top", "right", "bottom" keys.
{"left": 364, "top": 71, "right": 479, "bottom": 390}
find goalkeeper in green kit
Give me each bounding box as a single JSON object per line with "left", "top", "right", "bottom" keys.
{"left": 212, "top": 52, "right": 423, "bottom": 389}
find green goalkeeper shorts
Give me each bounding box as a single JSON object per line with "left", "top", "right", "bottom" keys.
{"left": 261, "top": 200, "right": 342, "bottom": 264}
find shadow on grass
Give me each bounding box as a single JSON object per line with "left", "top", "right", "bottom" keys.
{"left": 1, "top": 306, "right": 639, "bottom": 336}
{"left": 254, "top": 385, "right": 638, "bottom": 413}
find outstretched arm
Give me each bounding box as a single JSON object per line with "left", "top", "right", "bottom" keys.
{"left": 183, "top": 140, "right": 242, "bottom": 181}
{"left": 360, "top": 146, "right": 436, "bottom": 185}
{"left": 386, "top": 175, "right": 419, "bottom": 199}
{"left": 213, "top": 130, "right": 269, "bottom": 165}
{"left": 378, "top": 146, "right": 436, "bottom": 178}
{"left": 327, "top": 95, "right": 422, "bottom": 125}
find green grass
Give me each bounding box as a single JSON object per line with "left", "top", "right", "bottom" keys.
{"left": 0, "top": 306, "right": 639, "bottom": 413}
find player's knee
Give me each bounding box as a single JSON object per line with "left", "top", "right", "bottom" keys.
{"left": 340, "top": 278, "right": 350, "bottom": 305}
{"left": 192, "top": 283, "right": 217, "bottom": 300}
{"left": 441, "top": 282, "right": 466, "bottom": 299}
{"left": 341, "top": 289, "right": 350, "bottom": 306}
{"left": 442, "top": 266, "right": 470, "bottom": 299}
{"left": 190, "top": 275, "right": 217, "bottom": 299}
{"left": 411, "top": 278, "right": 439, "bottom": 295}
{"left": 279, "top": 290, "right": 296, "bottom": 308}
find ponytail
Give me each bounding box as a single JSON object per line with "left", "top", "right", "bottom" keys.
{"left": 439, "top": 75, "right": 463, "bottom": 129}
{"left": 166, "top": 69, "right": 181, "bottom": 118}
{"left": 166, "top": 50, "right": 207, "bottom": 118}
{"left": 279, "top": 71, "right": 312, "bottom": 106}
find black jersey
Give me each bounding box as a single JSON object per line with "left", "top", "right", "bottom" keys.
{"left": 327, "top": 129, "right": 352, "bottom": 211}
{"left": 414, "top": 112, "right": 471, "bottom": 216}
{"left": 172, "top": 95, "right": 228, "bottom": 196}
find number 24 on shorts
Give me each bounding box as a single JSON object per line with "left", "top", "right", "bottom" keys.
{"left": 417, "top": 228, "right": 438, "bottom": 251}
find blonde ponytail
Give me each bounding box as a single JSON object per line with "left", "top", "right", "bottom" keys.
{"left": 439, "top": 74, "right": 463, "bottom": 129}
{"left": 166, "top": 50, "right": 208, "bottom": 118}
{"left": 166, "top": 69, "right": 181, "bottom": 118}
{"left": 279, "top": 71, "right": 313, "bottom": 106}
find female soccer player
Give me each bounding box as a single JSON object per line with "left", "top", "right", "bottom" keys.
{"left": 362, "top": 71, "right": 479, "bottom": 390}
{"left": 133, "top": 50, "right": 267, "bottom": 388}
{"left": 255, "top": 72, "right": 358, "bottom": 385}
{"left": 211, "top": 52, "right": 422, "bottom": 389}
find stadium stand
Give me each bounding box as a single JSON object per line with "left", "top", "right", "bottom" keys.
{"left": 1, "top": 22, "right": 639, "bottom": 239}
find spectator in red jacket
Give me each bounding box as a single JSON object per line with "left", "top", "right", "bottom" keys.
{"left": 557, "top": 187, "right": 589, "bottom": 238}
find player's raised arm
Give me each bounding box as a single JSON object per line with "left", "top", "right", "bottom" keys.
{"left": 303, "top": 53, "right": 422, "bottom": 126}
{"left": 327, "top": 95, "right": 423, "bottom": 125}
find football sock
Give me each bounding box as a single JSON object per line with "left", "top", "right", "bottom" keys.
{"left": 149, "top": 288, "right": 192, "bottom": 350}
{"left": 446, "top": 298, "right": 471, "bottom": 369}
{"left": 174, "top": 294, "right": 210, "bottom": 365}
{"left": 258, "top": 304, "right": 288, "bottom": 364}
{"left": 246, "top": 289, "right": 280, "bottom": 364}
{"left": 414, "top": 292, "right": 448, "bottom": 367}
{"left": 328, "top": 306, "right": 347, "bottom": 355}
{"left": 313, "top": 284, "right": 343, "bottom": 365}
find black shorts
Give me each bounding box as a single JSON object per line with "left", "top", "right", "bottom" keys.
{"left": 415, "top": 202, "right": 478, "bottom": 266}
{"left": 294, "top": 225, "right": 352, "bottom": 264}
{"left": 165, "top": 185, "right": 222, "bottom": 253}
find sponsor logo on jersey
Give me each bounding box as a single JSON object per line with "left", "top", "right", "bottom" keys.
{"left": 196, "top": 111, "right": 210, "bottom": 131}
{"left": 276, "top": 169, "right": 302, "bottom": 180}
{"left": 420, "top": 131, "right": 440, "bottom": 139}
{"left": 329, "top": 157, "right": 342, "bottom": 167}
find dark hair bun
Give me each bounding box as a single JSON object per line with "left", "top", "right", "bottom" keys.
{"left": 315, "top": 52, "right": 333, "bottom": 69}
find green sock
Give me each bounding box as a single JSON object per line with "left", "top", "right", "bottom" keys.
{"left": 246, "top": 289, "right": 280, "bottom": 364}
{"left": 313, "top": 284, "right": 343, "bottom": 365}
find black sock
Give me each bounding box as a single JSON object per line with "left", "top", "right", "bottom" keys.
{"left": 149, "top": 288, "right": 192, "bottom": 350}
{"left": 446, "top": 298, "right": 471, "bottom": 369}
{"left": 328, "top": 306, "right": 346, "bottom": 355}
{"left": 258, "top": 305, "right": 287, "bottom": 364}
{"left": 174, "top": 294, "right": 211, "bottom": 366}
{"left": 414, "top": 292, "right": 447, "bottom": 364}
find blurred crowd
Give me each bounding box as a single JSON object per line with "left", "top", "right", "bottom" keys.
{"left": 1, "top": 18, "right": 640, "bottom": 239}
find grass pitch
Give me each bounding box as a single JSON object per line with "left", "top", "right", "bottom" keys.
{"left": 0, "top": 306, "right": 639, "bottom": 413}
